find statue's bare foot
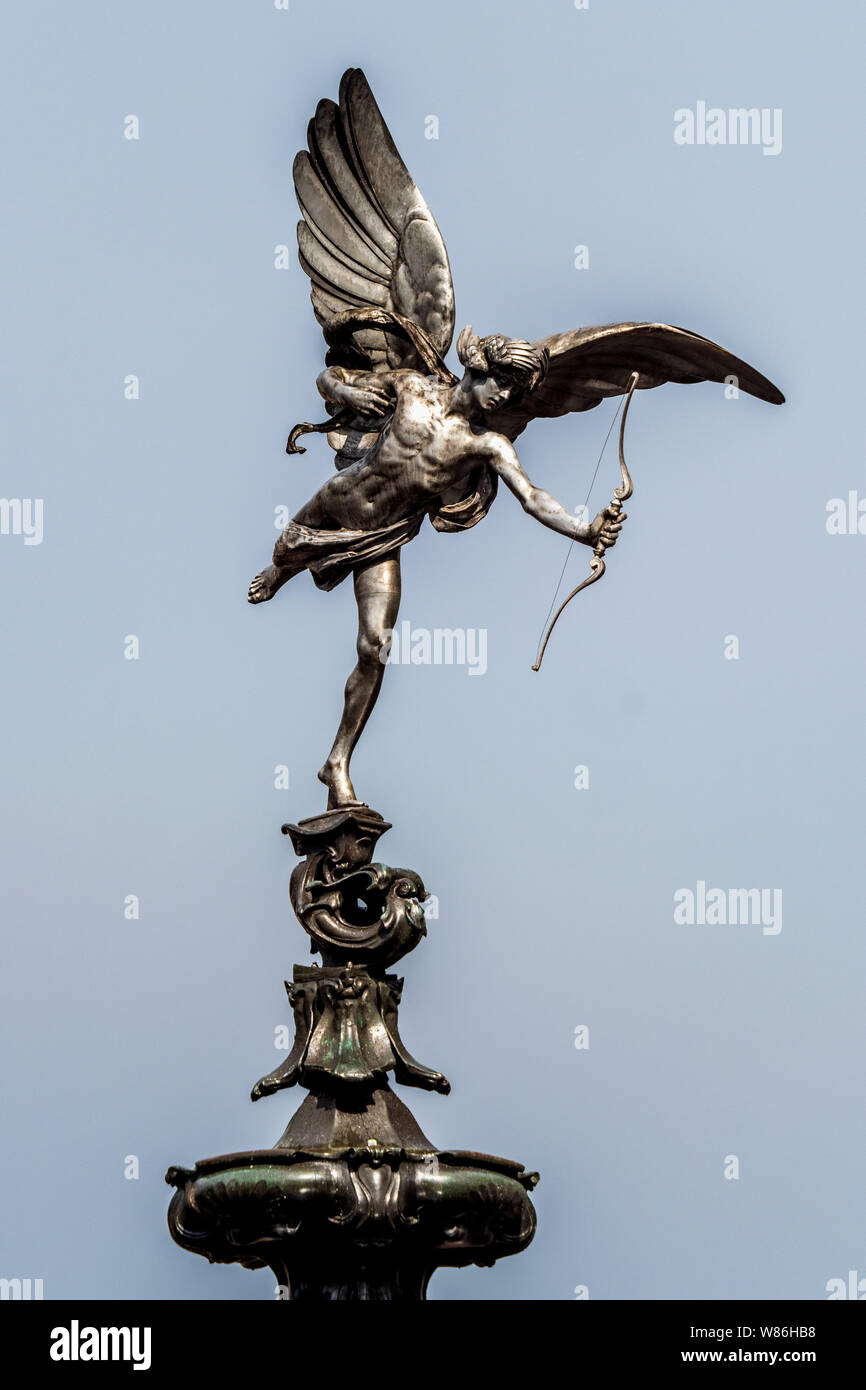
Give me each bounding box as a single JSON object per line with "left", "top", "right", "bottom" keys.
{"left": 248, "top": 565, "right": 284, "bottom": 604}
{"left": 318, "top": 759, "right": 358, "bottom": 809}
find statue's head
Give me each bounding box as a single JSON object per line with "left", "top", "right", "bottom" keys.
{"left": 456, "top": 326, "right": 549, "bottom": 413}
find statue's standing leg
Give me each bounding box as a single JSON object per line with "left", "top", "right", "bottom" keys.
{"left": 319, "top": 554, "right": 401, "bottom": 808}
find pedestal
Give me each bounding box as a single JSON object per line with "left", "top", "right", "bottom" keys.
{"left": 166, "top": 807, "right": 538, "bottom": 1300}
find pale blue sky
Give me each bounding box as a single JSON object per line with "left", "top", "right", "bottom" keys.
{"left": 1, "top": 0, "right": 864, "bottom": 1300}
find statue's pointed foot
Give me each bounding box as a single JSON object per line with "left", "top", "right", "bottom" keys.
{"left": 248, "top": 565, "right": 286, "bottom": 604}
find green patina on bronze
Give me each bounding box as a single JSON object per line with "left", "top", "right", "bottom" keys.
{"left": 166, "top": 807, "right": 538, "bottom": 1300}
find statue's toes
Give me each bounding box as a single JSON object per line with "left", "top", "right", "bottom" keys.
{"left": 248, "top": 566, "right": 280, "bottom": 604}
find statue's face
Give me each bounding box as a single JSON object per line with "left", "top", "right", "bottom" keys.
{"left": 326, "top": 831, "right": 374, "bottom": 878}
{"left": 466, "top": 370, "right": 512, "bottom": 414}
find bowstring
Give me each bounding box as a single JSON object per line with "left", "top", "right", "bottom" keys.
{"left": 533, "top": 394, "right": 627, "bottom": 665}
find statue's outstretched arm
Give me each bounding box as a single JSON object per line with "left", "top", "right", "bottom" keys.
{"left": 486, "top": 438, "right": 622, "bottom": 550}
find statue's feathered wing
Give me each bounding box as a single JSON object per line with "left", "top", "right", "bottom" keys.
{"left": 291, "top": 68, "right": 494, "bottom": 532}
{"left": 485, "top": 322, "right": 784, "bottom": 440}
{"left": 293, "top": 67, "right": 455, "bottom": 374}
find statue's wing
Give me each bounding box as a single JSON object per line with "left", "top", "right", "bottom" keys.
{"left": 485, "top": 322, "right": 784, "bottom": 440}
{"left": 293, "top": 67, "right": 455, "bottom": 369}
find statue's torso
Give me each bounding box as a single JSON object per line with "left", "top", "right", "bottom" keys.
{"left": 362, "top": 373, "right": 487, "bottom": 502}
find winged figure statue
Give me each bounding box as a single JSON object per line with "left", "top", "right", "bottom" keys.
{"left": 249, "top": 68, "right": 784, "bottom": 810}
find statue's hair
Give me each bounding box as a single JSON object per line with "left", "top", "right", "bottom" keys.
{"left": 456, "top": 326, "right": 549, "bottom": 397}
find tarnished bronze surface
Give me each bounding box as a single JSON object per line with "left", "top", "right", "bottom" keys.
{"left": 248, "top": 67, "right": 783, "bottom": 807}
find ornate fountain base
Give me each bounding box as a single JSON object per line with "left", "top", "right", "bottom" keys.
{"left": 166, "top": 808, "right": 538, "bottom": 1301}
{"left": 167, "top": 1139, "right": 536, "bottom": 1301}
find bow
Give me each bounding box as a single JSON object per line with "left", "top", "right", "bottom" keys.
{"left": 532, "top": 370, "right": 639, "bottom": 672}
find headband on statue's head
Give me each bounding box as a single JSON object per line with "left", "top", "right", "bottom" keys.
{"left": 457, "top": 326, "right": 549, "bottom": 394}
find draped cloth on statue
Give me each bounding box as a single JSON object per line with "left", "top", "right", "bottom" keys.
{"left": 273, "top": 465, "right": 498, "bottom": 591}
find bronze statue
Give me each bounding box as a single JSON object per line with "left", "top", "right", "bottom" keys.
{"left": 248, "top": 68, "right": 783, "bottom": 809}
{"left": 167, "top": 65, "right": 786, "bottom": 1305}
